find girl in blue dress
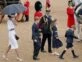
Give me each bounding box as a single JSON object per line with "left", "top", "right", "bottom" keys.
{"left": 51, "top": 19, "right": 63, "bottom": 56}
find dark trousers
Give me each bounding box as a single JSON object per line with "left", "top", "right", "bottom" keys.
{"left": 41, "top": 33, "right": 52, "bottom": 52}
{"left": 33, "top": 39, "right": 41, "bottom": 58}
{"left": 25, "top": 15, "right": 29, "bottom": 22}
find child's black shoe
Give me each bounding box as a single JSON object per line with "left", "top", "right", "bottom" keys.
{"left": 73, "top": 55, "right": 79, "bottom": 58}
{"left": 41, "top": 50, "right": 46, "bottom": 53}
{"left": 59, "top": 56, "right": 64, "bottom": 59}
{"left": 33, "top": 57, "right": 40, "bottom": 60}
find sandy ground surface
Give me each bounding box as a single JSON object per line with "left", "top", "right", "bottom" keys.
{"left": 0, "top": 0, "right": 82, "bottom": 62}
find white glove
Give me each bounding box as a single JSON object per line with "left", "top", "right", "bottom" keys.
{"left": 34, "top": 40, "right": 37, "bottom": 42}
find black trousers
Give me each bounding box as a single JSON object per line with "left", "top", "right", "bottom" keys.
{"left": 25, "top": 15, "right": 29, "bottom": 22}
{"left": 33, "top": 39, "right": 41, "bottom": 58}
{"left": 41, "top": 33, "right": 52, "bottom": 52}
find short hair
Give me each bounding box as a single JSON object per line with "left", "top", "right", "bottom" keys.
{"left": 68, "top": 1, "right": 72, "bottom": 6}
{"left": 8, "top": 15, "right": 12, "bottom": 18}
{"left": 68, "top": 1, "right": 75, "bottom": 7}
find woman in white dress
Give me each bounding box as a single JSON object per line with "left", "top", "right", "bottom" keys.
{"left": 3, "top": 14, "right": 22, "bottom": 61}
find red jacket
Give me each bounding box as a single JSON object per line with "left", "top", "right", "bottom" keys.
{"left": 34, "top": 11, "right": 43, "bottom": 20}
{"left": 24, "top": 1, "right": 30, "bottom": 16}
{"left": 46, "top": 0, "right": 51, "bottom": 8}
{"left": 67, "top": 7, "right": 75, "bottom": 28}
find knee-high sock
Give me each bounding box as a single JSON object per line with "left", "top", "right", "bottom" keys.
{"left": 60, "top": 50, "right": 66, "bottom": 58}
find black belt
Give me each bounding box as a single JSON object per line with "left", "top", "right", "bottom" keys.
{"left": 9, "top": 28, "right": 14, "bottom": 31}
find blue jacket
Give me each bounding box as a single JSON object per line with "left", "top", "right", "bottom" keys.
{"left": 32, "top": 23, "right": 40, "bottom": 40}
{"left": 52, "top": 25, "right": 58, "bottom": 38}
{"left": 65, "top": 29, "right": 78, "bottom": 43}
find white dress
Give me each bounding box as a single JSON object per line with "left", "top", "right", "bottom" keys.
{"left": 7, "top": 19, "right": 18, "bottom": 49}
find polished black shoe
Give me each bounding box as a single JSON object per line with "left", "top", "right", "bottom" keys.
{"left": 41, "top": 50, "right": 46, "bottom": 53}
{"left": 59, "top": 56, "right": 64, "bottom": 59}
{"left": 48, "top": 51, "right": 52, "bottom": 53}
{"left": 73, "top": 55, "right": 79, "bottom": 58}
{"left": 33, "top": 57, "right": 40, "bottom": 60}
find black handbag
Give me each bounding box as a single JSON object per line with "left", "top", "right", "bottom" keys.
{"left": 15, "top": 35, "right": 19, "bottom": 40}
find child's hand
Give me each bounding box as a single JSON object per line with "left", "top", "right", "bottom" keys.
{"left": 56, "top": 37, "right": 59, "bottom": 39}
{"left": 34, "top": 40, "right": 37, "bottom": 42}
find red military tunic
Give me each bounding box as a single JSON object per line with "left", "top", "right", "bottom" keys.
{"left": 24, "top": 0, "right": 30, "bottom": 16}
{"left": 46, "top": 0, "right": 51, "bottom": 8}
{"left": 34, "top": 11, "right": 43, "bottom": 21}
{"left": 67, "top": 7, "right": 75, "bottom": 28}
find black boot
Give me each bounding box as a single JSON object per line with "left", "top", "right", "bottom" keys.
{"left": 33, "top": 56, "right": 40, "bottom": 60}
{"left": 59, "top": 50, "right": 66, "bottom": 59}
{"left": 71, "top": 50, "right": 78, "bottom": 58}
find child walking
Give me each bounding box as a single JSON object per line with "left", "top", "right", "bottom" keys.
{"left": 59, "top": 25, "right": 78, "bottom": 59}
{"left": 3, "top": 14, "right": 22, "bottom": 61}
{"left": 51, "top": 19, "right": 63, "bottom": 56}
{"left": 32, "top": 16, "right": 41, "bottom": 60}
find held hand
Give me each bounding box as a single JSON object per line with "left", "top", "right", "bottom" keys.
{"left": 56, "top": 37, "right": 59, "bottom": 39}
{"left": 34, "top": 40, "right": 37, "bottom": 42}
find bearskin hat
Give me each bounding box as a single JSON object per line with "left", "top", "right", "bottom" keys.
{"left": 35, "top": 1, "right": 42, "bottom": 11}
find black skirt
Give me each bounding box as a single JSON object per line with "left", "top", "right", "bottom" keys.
{"left": 52, "top": 39, "right": 63, "bottom": 48}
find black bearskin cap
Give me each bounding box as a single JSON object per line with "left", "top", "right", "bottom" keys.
{"left": 35, "top": 1, "right": 42, "bottom": 11}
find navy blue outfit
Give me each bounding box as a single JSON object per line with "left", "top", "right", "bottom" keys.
{"left": 32, "top": 23, "right": 41, "bottom": 59}
{"left": 59, "top": 29, "right": 78, "bottom": 59}
{"left": 65, "top": 29, "right": 78, "bottom": 49}
{"left": 39, "top": 15, "right": 52, "bottom": 52}
{"left": 52, "top": 25, "right": 63, "bottom": 48}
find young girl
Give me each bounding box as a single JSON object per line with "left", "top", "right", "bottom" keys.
{"left": 51, "top": 18, "right": 63, "bottom": 56}
{"left": 3, "top": 14, "right": 22, "bottom": 61}
{"left": 67, "top": 1, "right": 75, "bottom": 28}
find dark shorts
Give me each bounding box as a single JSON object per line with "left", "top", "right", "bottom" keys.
{"left": 66, "top": 43, "right": 73, "bottom": 49}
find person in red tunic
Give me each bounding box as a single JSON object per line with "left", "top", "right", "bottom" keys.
{"left": 23, "top": 0, "right": 30, "bottom": 22}
{"left": 34, "top": 11, "right": 43, "bottom": 21}
{"left": 67, "top": 1, "right": 75, "bottom": 28}
{"left": 46, "top": 0, "right": 51, "bottom": 10}
{"left": 34, "top": 1, "right": 43, "bottom": 22}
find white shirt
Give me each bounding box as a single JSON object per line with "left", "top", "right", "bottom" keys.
{"left": 7, "top": 19, "right": 15, "bottom": 31}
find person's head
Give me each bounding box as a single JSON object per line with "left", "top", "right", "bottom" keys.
{"left": 8, "top": 13, "right": 15, "bottom": 19}
{"left": 34, "top": 16, "right": 40, "bottom": 24}
{"left": 46, "top": 9, "right": 51, "bottom": 16}
{"left": 68, "top": 1, "right": 74, "bottom": 7}
{"left": 70, "top": 25, "right": 76, "bottom": 30}
{"left": 35, "top": 1, "right": 42, "bottom": 11}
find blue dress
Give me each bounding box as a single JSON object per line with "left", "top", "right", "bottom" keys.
{"left": 52, "top": 25, "right": 63, "bottom": 48}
